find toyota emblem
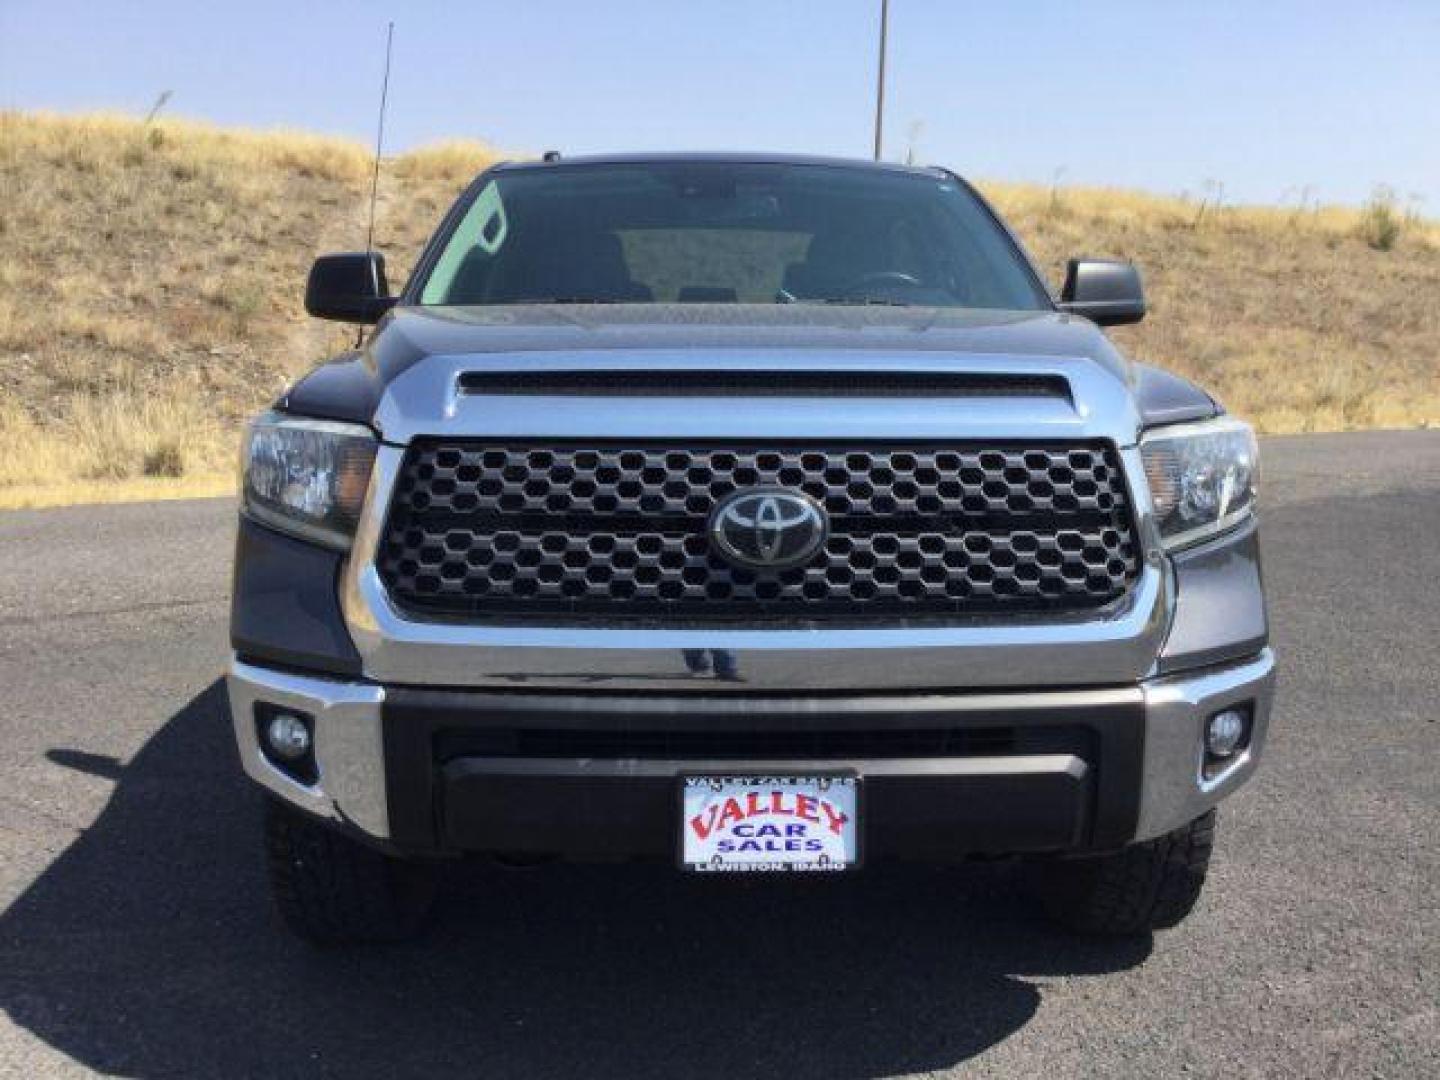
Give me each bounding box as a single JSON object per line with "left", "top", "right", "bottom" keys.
{"left": 708, "top": 488, "right": 828, "bottom": 570}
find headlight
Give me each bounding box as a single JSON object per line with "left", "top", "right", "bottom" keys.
{"left": 241, "top": 412, "right": 377, "bottom": 550}
{"left": 1140, "top": 416, "right": 1257, "bottom": 550}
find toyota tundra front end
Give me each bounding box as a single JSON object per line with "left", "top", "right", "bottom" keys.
{"left": 226, "top": 155, "right": 1272, "bottom": 942}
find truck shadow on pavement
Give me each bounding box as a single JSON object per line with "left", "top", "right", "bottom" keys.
{"left": 2, "top": 681, "right": 1150, "bottom": 1079}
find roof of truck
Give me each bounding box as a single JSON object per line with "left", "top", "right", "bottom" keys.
{"left": 492, "top": 151, "right": 951, "bottom": 177}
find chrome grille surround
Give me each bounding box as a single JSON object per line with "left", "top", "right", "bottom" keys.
{"left": 376, "top": 442, "right": 1141, "bottom": 623}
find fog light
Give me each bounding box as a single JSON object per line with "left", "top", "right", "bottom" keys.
{"left": 266, "top": 712, "right": 312, "bottom": 760}
{"left": 1206, "top": 708, "right": 1248, "bottom": 758}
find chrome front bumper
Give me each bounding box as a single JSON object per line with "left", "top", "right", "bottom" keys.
{"left": 227, "top": 647, "right": 1274, "bottom": 850}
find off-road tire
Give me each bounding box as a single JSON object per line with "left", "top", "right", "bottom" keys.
{"left": 1039, "top": 811, "right": 1216, "bottom": 936}
{"left": 264, "top": 799, "right": 438, "bottom": 945}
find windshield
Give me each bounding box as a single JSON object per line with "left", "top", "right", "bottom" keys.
{"left": 416, "top": 162, "right": 1050, "bottom": 310}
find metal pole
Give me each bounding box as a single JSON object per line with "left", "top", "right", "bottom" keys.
{"left": 873, "top": 0, "right": 889, "bottom": 160}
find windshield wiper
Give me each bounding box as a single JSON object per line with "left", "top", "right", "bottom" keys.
{"left": 814, "top": 297, "right": 914, "bottom": 307}
{"left": 509, "top": 297, "right": 624, "bottom": 305}
{"left": 774, "top": 292, "right": 913, "bottom": 308}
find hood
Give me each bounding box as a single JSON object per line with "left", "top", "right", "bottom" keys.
{"left": 280, "top": 304, "right": 1216, "bottom": 436}
{"left": 374, "top": 302, "right": 1129, "bottom": 377}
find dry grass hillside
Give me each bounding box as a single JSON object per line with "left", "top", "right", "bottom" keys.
{"left": 1, "top": 111, "right": 1436, "bottom": 507}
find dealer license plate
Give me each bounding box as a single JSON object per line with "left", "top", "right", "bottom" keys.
{"left": 680, "top": 774, "right": 860, "bottom": 872}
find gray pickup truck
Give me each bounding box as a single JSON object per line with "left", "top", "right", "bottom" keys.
{"left": 229, "top": 154, "right": 1272, "bottom": 943}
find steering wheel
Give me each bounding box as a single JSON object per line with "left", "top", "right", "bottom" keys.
{"left": 840, "top": 270, "right": 923, "bottom": 296}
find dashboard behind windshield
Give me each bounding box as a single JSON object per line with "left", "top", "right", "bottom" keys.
{"left": 416, "top": 162, "right": 1050, "bottom": 311}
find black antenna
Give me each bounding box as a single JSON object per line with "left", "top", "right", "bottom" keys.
{"left": 872, "top": 0, "right": 888, "bottom": 160}
{"left": 365, "top": 22, "right": 395, "bottom": 256}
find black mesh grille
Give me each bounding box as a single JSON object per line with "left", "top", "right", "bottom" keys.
{"left": 378, "top": 442, "right": 1141, "bottom": 624}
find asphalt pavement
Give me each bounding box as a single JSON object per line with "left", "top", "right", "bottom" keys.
{"left": 1, "top": 431, "right": 1437, "bottom": 1078}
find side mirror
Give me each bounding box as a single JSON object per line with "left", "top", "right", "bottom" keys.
{"left": 1058, "top": 258, "right": 1145, "bottom": 326}
{"left": 304, "top": 252, "right": 395, "bottom": 323}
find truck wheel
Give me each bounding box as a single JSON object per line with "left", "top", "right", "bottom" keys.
{"left": 1038, "top": 811, "right": 1216, "bottom": 936}
{"left": 263, "top": 799, "right": 437, "bottom": 945}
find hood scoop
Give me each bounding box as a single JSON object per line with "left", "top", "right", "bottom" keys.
{"left": 456, "top": 369, "right": 1071, "bottom": 401}
{"left": 377, "top": 351, "right": 1136, "bottom": 442}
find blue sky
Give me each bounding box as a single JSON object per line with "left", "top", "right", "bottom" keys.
{"left": 3, "top": 0, "right": 1436, "bottom": 207}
